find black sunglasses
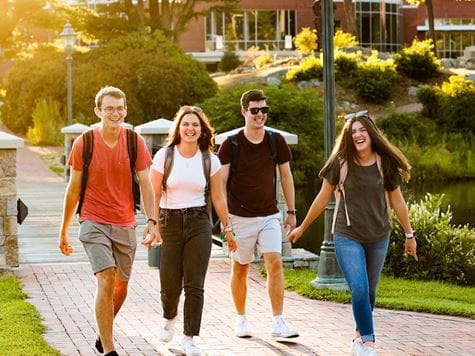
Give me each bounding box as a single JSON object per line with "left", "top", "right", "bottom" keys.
{"left": 249, "top": 106, "right": 269, "bottom": 115}
{"left": 344, "top": 110, "right": 369, "bottom": 121}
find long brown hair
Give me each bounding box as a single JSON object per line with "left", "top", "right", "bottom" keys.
{"left": 166, "top": 106, "right": 215, "bottom": 152}
{"left": 319, "top": 113, "right": 411, "bottom": 189}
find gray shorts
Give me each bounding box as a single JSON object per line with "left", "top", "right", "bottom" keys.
{"left": 78, "top": 220, "right": 137, "bottom": 281}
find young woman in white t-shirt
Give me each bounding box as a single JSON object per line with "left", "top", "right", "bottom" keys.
{"left": 145, "top": 106, "right": 236, "bottom": 356}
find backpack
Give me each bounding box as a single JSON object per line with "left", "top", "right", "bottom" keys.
{"left": 76, "top": 128, "right": 141, "bottom": 215}
{"left": 331, "top": 153, "right": 391, "bottom": 234}
{"left": 161, "top": 146, "right": 212, "bottom": 223}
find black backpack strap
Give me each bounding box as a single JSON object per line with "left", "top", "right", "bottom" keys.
{"left": 77, "top": 130, "right": 94, "bottom": 215}
{"left": 202, "top": 151, "right": 213, "bottom": 223}
{"left": 266, "top": 130, "right": 278, "bottom": 163}
{"left": 126, "top": 129, "right": 141, "bottom": 212}
{"left": 162, "top": 146, "right": 174, "bottom": 192}
{"left": 227, "top": 133, "right": 240, "bottom": 188}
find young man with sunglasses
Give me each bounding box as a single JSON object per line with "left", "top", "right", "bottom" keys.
{"left": 59, "top": 86, "right": 158, "bottom": 356}
{"left": 218, "top": 89, "right": 299, "bottom": 339}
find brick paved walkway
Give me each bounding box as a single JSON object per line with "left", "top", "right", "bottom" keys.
{"left": 15, "top": 260, "right": 475, "bottom": 356}
{"left": 11, "top": 139, "right": 475, "bottom": 356}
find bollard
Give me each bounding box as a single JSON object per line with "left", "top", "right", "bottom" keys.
{"left": 147, "top": 246, "right": 161, "bottom": 268}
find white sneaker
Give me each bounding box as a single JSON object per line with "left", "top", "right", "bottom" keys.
{"left": 234, "top": 315, "right": 252, "bottom": 338}
{"left": 181, "top": 337, "right": 204, "bottom": 356}
{"left": 351, "top": 338, "right": 364, "bottom": 356}
{"left": 159, "top": 316, "right": 177, "bottom": 343}
{"left": 359, "top": 345, "right": 377, "bottom": 356}
{"left": 271, "top": 316, "right": 299, "bottom": 338}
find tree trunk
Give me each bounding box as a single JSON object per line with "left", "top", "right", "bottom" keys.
{"left": 343, "top": 0, "right": 357, "bottom": 36}
{"left": 149, "top": 0, "right": 159, "bottom": 32}
{"left": 426, "top": 0, "right": 438, "bottom": 57}
{"left": 312, "top": 0, "right": 322, "bottom": 51}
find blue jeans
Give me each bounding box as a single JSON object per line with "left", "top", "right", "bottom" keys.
{"left": 334, "top": 234, "right": 389, "bottom": 343}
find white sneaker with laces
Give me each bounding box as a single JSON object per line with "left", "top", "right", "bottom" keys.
{"left": 181, "top": 337, "right": 204, "bottom": 356}
{"left": 159, "top": 316, "right": 177, "bottom": 343}
{"left": 271, "top": 316, "right": 299, "bottom": 338}
{"left": 234, "top": 315, "right": 252, "bottom": 338}
{"left": 351, "top": 338, "right": 364, "bottom": 356}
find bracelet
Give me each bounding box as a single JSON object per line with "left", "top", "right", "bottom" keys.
{"left": 286, "top": 210, "right": 297, "bottom": 215}
{"left": 146, "top": 218, "right": 157, "bottom": 225}
{"left": 405, "top": 231, "right": 414, "bottom": 239}
{"left": 222, "top": 225, "right": 233, "bottom": 233}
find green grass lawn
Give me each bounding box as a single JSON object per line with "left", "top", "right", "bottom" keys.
{"left": 283, "top": 269, "right": 475, "bottom": 319}
{"left": 0, "top": 275, "right": 60, "bottom": 355}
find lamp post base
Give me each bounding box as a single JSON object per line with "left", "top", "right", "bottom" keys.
{"left": 311, "top": 241, "right": 348, "bottom": 291}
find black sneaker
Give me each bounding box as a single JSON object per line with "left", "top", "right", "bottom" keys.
{"left": 104, "top": 352, "right": 118, "bottom": 356}
{"left": 95, "top": 336, "right": 103, "bottom": 353}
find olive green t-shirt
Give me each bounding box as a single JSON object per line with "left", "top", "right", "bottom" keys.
{"left": 324, "top": 161, "right": 400, "bottom": 243}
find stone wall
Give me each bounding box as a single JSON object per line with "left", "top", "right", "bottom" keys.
{"left": 0, "top": 132, "right": 23, "bottom": 269}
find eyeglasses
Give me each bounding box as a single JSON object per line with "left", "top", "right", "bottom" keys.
{"left": 101, "top": 106, "right": 126, "bottom": 115}
{"left": 249, "top": 106, "right": 269, "bottom": 115}
{"left": 344, "top": 110, "right": 369, "bottom": 121}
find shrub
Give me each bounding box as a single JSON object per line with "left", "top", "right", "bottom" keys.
{"left": 199, "top": 83, "right": 325, "bottom": 188}
{"left": 376, "top": 112, "right": 435, "bottom": 146}
{"left": 334, "top": 30, "right": 358, "bottom": 48}
{"left": 1, "top": 31, "right": 217, "bottom": 132}
{"left": 2, "top": 46, "right": 66, "bottom": 133}
{"left": 26, "top": 98, "right": 63, "bottom": 146}
{"left": 334, "top": 50, "right": 360, "bottom": 83}
{"left": 384, "top": 194, "right": 475, "bottom": 286}
{"left": 285, "top": 55, "right": 323, "bottom": 82}
{"left": 418, "top": 75, "right": 475, "bottom": 133}
{"left": 219, "top": 51, "right": 242, "bottom": 72}
{"left": 294, "top": 27, "right": 317, "bottom": 55}
{"left": 354, "top": 51, "right": 398, "bottom": 103}
{"left": 394, "top": 38, "right": 442, "bottom": 81}
{"left": 254, "top": 52, "right": 273, "bottom": 69}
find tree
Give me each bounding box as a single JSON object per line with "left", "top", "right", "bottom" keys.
{"left": 407, "top": 0, "right": 437, "bottom": 57}
{"left": 72, "top": 0, "right": 239, "bottom": 44}
{"left": 342, "top": 0, "right": 357, "bottom": 36}
{"left": 0, "top": 0, "right": 59, "bottom": 59}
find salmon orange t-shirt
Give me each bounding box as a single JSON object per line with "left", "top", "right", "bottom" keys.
{"left": 69, "top": 127, "right": 152, "bottom": 226}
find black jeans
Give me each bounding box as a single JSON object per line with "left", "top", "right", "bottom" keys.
{"left": 159, "top": 206, "right": 212, "bottom": 336}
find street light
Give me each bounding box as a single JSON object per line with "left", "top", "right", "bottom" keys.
{"left": 60, "top": 22, "right": 76, "bottom": 126}
{"left": 311, "top": 0, "right": 348, "bottom": 291}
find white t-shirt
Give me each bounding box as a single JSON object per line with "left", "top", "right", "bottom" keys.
{"left": 151, "top": 146, "right": 221, "bottom": 209}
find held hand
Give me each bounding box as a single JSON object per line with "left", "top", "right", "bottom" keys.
{"left": 284, "top": 214, "right": 297, "bottom": 234}
{"left": 288, "top": 226, "right": 304, "bottom": 243}
{"left": 225, "top": 231, "right": 237, "bottom": 252}
{"left": 404, "top": 238, "right": 418, "bottom": 261}
{"left": 142, "top": 225, "right": 162, "bottom": 249}
{"left": 58, "top": 233, "right": 74, "bottom": 256}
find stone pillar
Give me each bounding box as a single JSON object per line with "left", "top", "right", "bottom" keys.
{"left": 0, "top": 131, "right": 24, "bottom": 269}
{"left": 61, "top": 123, "right": 89, "bottom": 182}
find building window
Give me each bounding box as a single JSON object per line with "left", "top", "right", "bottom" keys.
{"left": 356, "top": 1, "right": 401, "bottom": 53}
{"left": 205, "top": 9, "right": 296, "bottom": 51}
{"left": 435, "top": 31, "right": 475, "bottom": 58}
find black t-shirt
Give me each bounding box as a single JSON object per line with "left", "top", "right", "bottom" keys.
{"left": 218, "top": 130, "right": 292, "bottom": 217}
{"left": 324, "top": 160, "right": 400, "bottom": 243}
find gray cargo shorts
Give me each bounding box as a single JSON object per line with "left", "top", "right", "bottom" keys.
{"left": 78, "top": 220, "right": 137, "bottom": 281}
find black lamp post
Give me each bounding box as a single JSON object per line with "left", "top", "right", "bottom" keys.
{"left": 311, "top": 0, "right": 348, "bottom": 291}
{"left": 60, "top": 22, "right": 76, "bottom": 126}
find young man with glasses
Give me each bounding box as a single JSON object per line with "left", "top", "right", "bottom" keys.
{"left": 59, "top": 86, "right": 158, "bottom": 356}
{"left": 218, "top": 89, "right": 299, "bottom": 339}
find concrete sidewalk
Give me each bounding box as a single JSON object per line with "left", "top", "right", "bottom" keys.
{"left": 12, "top": 141, "right": 475, "bottom": 355}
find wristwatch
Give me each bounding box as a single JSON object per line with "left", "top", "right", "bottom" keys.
{"left": 286, "top": 210, "right": 297, "bottom": 215}
{"left": 405, "top": 231, "right": 415, "bottom": 239}
{"left": 146, "top": 218, "right": 157, "bottom": 225}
